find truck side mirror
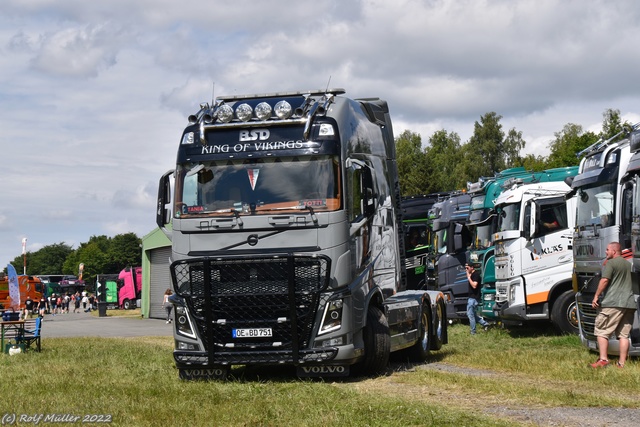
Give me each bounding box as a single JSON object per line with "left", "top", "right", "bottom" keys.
{"left": 157, "top": 169, "right": 174, "bottom": 236}
{"left": 453, "top": 223, "right": 466, "bottom": 251}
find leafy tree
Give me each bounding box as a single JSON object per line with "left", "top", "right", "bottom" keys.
{"left": 464, "top": 112, "right": 506, "bottom": 178}
{"left": 61, "top": 234, "right": 142, "bottom": 288}
{"left": 26, "top": 243, "right": 73, "bottom": 275}
{"left": 601, "top": 108, "right": 625, "bottom": 140}
{"left": 424, "top": 129, "right": 463, "bottom": 192}
{"left": 7, "top": 255, "right": 26, "bottom": 275}
{"left": 520, "top": 153, "right": 547, "bottom": 171}
{"left": 503, "top": 128, "right": 526, "bottom": 168}
{"left": 73, "top": 242, "right": 108, "bottom": 286}
{"left": 396, "top": 130, "right": 428, "bottom": 195}
{"left": 105, "top": 233, "right": 142, "bottom": 272}
{"left": 546, "top": 123, "right": 598, "bottom": 168}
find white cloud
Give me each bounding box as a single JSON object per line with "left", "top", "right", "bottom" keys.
{"left": 2, "top": 0, "right": 640, "bottom": 267}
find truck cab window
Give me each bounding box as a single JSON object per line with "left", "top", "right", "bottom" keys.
{"left": 538, "top": 204, "right": 565, "bottom": 236}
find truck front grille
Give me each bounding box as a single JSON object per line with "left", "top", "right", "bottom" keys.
{"left": 575, "top": 273, "right": 600, "bottom": 340}
{"left": 576, "top": 293, "right": 598, "bottom": 340}
{"left": 171, "top": 254, "right": 331, "bottom": 365}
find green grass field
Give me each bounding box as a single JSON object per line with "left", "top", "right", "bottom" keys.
{"left": 0, "top": 323, "right": 638, "bottom": 426}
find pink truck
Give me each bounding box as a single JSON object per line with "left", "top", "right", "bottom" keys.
{"left": 118, "top": 266, "right": 142, "bottom": 310}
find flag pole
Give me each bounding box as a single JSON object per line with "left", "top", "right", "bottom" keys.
{"left": 22, "top": 237, "right": 27, "bottom": 275}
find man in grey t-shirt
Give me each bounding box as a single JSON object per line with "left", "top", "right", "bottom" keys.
{"left": 590, "top": 242, "right": 636, "bottom": 368}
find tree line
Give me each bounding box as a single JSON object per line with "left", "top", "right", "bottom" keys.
{"left": 2, "top": 108, "right": 632, "bottom": 284}
{"left": 396, "top": 108, "right": 632, "bottom": 195}
{"left": 4, "top": 233, "right": 142, "bottom": 288}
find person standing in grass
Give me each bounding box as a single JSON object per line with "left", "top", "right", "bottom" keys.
{"left": 466, "top": 263, "right": 490, "bottom": 335}
{"left": 591, "top": 242, "right": 636, "bottom": 368}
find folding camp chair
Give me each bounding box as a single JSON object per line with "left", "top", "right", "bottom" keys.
{"left": 16, "top": 316, "right": 42, "bottom": 352}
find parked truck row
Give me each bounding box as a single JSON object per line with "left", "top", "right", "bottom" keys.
{"left": 155, "top": 87, "right": 640, "bottom": 378}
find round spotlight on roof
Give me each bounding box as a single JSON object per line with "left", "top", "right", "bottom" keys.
{"left": 216, "top": 104, "right": 234, "bottom": 123}
{"left": 255, "top": 102, "right": 272, "bottom": 121}
{"left": 236, "top": 103, "right": 253, "bottom": 122}
{"left": 274, "top": 100, "right": 293, "bottom": 120}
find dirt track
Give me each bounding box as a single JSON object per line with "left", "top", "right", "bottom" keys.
{"left": 342, "top": 362, "right": 640, "bottom": 427}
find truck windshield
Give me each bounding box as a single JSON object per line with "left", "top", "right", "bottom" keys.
{"left": 434, "top": 229, "right": 447, "bottom": 254}
{"left": 174, "top": 155, "right": 341, "bottom": 216}
{"left": 497, "top": 203, "right": 520, "bottom": 232}
{"left": 471, "top": 222, "right": 493, "bottom": 250}
{"left": 576, "top": 183, "right": 615, "bottom": 228}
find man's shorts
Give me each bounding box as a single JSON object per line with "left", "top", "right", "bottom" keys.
{"left": 594, "top": 307, "right": 636, "bottom": 339}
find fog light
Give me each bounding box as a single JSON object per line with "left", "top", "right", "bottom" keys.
{"left": 177, "top": 341, "right": 200, "bottom": 351}
{"left": 217, "top": 104, "right": 234, "bottom": 123}
{"left": 255, "top": 102, "right": 272, "bottom": 120}
{"left": 274, "top": 100, "right": 293, "bottom": 119}
{"left": 236, "top": 103, "right": 253, "bottom": 122}
{"left": 321, "top": 336, "right": 344, "bottom": 347}
{"left": 319, "top": 123, "right": 334, "bottom": 136}
{"left": 181, "top": 132, "right": 194, "bottom": 145}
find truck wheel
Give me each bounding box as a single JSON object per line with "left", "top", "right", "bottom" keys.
{"left": 408, "top": 303, "right": 432, "bottom": 362}
{"left": 122, "top": 299, "right": 131, "bottom": 310}
{"left": 430, "top": 299, "right": 445, "bottom": 351}
{"left": 551, "top": 290, "right": 578, "bottom": 334}
{"left": 360, "top": 306, "right": 390, "bottom": 376}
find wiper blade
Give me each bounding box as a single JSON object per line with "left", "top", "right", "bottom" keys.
{"left": 257, "top": 205, "right": 319, "bottom": 225}
{"left": 210, "top": 208, "right": 243, "bottom": 226}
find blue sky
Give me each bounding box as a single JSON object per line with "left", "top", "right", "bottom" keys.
{"left": 2, "top": 0, "right": 640, "bottom": 269}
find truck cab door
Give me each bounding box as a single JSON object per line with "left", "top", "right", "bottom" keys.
{"left": 621, "top": 181, "right": 633, "bottom": 250}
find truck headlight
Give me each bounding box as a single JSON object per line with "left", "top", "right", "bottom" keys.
{"left": 176, "top": 305, "right": 196, "bottom": 339}
{"left": 177, "top": 341, "right": 200, "bottom": 351}
{"left": 318, "top": 299, "right": 343, "bottom": 335}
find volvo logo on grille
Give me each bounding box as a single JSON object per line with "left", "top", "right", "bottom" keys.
{"left": 247, "top": 234, "right": 259, "bottom": 246}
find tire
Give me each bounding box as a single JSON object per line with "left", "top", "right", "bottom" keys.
{"left": 430, "top": 299, "right": 445, "bottom": 351}
{"left": 360, "top": 306, "right": 390, "bottom": 375}
{"left": 122, "top": 299, "right": 131, "bottom": 310}
{"left": 407, "top": 303, "right": 432, "bottom": 362}
{"left": 551, "top": 289, "right": 579, "bottom": 334}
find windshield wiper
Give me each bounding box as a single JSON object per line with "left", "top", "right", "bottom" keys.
{"left": 256, "top": 205, "right": 319, "bottom": 225}
{"left": 210, "top": 208, "right": 243, "bottom": 226}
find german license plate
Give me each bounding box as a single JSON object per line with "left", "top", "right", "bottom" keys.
{"left": 232, "top": 328, "right": 272, "bottom": 338}
{"left": 587, "top": 340, "right": 597, "bottom": 350}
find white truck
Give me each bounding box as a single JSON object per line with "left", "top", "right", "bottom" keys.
{"left": 493, "top": 180, "right": 578, "bottom": 333}
{"left": 573, "top": 126, "right": 640, "bottom": 356}
{"left": 156, "top": 89, "right": 448, "bottom": 379}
